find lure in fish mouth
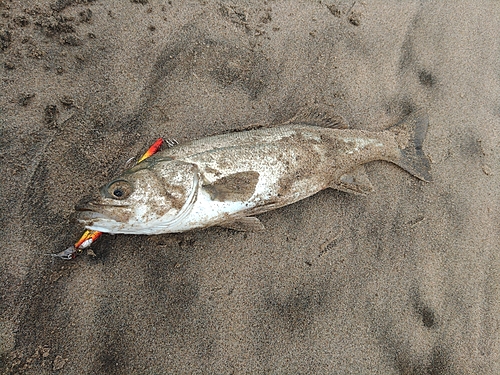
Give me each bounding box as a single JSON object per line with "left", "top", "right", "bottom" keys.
{"left": 76, "top": 108, "right": 432, "bottom": 235}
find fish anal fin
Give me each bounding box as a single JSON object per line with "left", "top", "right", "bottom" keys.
{"left": 287, "top": 104, "right": 348, "bottom": 129}
{"left": 219, "top": 216, "right": 265, "bottom": 232}
{"left": 203, "top": 171, "right": 259, "bottom": 202}
{"left": 334, "top": 165, "right": 374, "bottom": 195}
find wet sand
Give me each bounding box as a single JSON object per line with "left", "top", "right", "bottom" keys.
{"left": 1, "top": 1, "right": 499, "bottom": 373}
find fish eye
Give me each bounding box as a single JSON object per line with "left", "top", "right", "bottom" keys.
{"left": 107, "top": 180, "right": 133, "bottom": 200}
{"left": 113, "top": 189, "right": 123, "bottom": 197}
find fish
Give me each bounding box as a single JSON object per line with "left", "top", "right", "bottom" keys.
{"left": 75, "top": 108, "right": 432, "bottom": 235}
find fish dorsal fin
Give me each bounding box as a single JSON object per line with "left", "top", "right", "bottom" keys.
{"left": 333, "top": 165, "right": 374, "bottom": 195}
{"left": 203, "top": 171, "right": 259, "bottom": 202}
{"left": 219, "top": 216, "right": 265, "bottom": 232}
{"left": 286, "top": 105, "right": 348, "bottom": 129}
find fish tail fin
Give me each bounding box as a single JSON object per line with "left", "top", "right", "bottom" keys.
{"left": 389, "top": 110, "right": 433, "bottom": 182}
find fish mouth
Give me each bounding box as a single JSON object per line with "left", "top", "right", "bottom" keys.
{"left": 75, "top": 209, "right": 113, "bottom": 222}
{"left": 75, "top": 202, "right": 125, "bottom": 223}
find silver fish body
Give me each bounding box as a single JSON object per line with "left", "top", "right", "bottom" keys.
{"left": 76, "top": 110, "right": 432, "bottom": 234}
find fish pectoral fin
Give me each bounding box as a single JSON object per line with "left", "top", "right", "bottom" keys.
{"left": 334, "top": 165, "right": 374, "bottom": 195}
{"left": 219, "top": 216, "right": 265, "bottom": 232}
{"left": 285, "top": 104, "right": 349, "bottom": 129}
{"left": 203, "top": 171, "right": 259, "bottom": 202}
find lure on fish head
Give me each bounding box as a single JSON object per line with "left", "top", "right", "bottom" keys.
{"left": 76, "top": 157, "right": 199, "bottom": 234}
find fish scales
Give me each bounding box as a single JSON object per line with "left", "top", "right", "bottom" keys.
{"left": 76, "top": 110, "right": 432, "bottom": 234}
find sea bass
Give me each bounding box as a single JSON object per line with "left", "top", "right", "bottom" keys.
{"left": 76, "top": 109, "right": 432, "bottom": 234}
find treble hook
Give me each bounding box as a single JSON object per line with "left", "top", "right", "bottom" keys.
{"left": 48, "top": 246, "right": 79, "bottom": 260}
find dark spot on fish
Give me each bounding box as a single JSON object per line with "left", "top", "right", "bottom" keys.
{"left": 141, "top": 161, "right": 197, "bottom": 212}
{"left": 204, "top": 166, "right": 221, "bottom": 176}
{"left": 203, "top": 171, "right": 259, "bottom": 202}
{"left": 277, "top": 152, "right": 322, "bottom": 199}
{"left": 418, "top": 70, "right": 437, "bottom": 87}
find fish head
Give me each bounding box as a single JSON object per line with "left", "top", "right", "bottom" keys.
{"left": 76, "top": 158, "right": 199, "bottom": 234}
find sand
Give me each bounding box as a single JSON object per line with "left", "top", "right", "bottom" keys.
{"left": 1, "top": 0, "right": 499, "bottom": 373}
